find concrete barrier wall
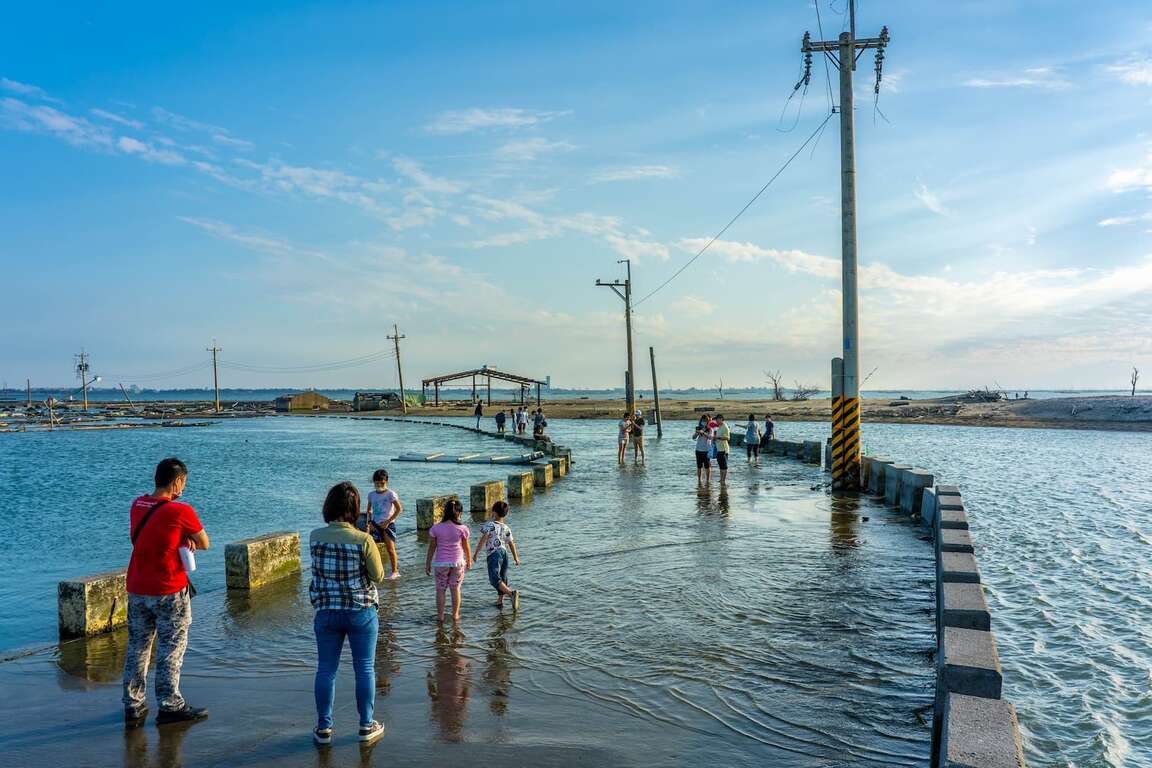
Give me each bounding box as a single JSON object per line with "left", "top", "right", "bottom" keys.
{"left": 884, "top": 463, "right": 911, "bottom": 506}
{"left": 225, "top": 531, "right": 301, "bottom": 590}
{"left": 900, "top": 468, "right": 934, "bottom": 515}
{"left": 869, "top": 458, "right": 895, "bottom": 496}
{"left": 58, "top": 569, "right": 128, "bottom": 638}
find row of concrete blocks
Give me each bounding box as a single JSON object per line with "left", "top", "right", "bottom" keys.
{"left": 414, "top": 454, "right": 569, "bottom": 530}
{"left": 728, "top": 432, "right": 822, "bottom": 464}
{"left": 858, "top": 458, "right": 1027, "bottom": 767}
{"left": 58, "top": 531, "right": 303, "bottom": 638}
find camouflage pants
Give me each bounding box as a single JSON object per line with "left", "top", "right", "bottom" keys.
{"left": 122, "top": 589, "right": 191, "bottom": 712}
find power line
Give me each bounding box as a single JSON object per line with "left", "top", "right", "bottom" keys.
{"left": 633, "top": 110, "right": 835, "bottom": 308}
{"left": 219, "top": 348, "right": 396, "bottom": 374}
{"left": 812, "top": 0, "right": 836, "bottom": 111}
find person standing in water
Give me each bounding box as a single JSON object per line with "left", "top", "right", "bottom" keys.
{"left": 693, "top": 415, "right": 713, "bottom": 485}
{"left": 472, "top": 501, "right": 521, "bottom": 610}
{"left": 713, "top": 414, "right": 731, "bottom": 485}
{"left": 494, "top": 409, "right": 506, "bottom": 434}
{"left": 745, "top": 413, "right": 761, "bottom": 465}
{"left": 763, "top": 413, "right": 775, "bottom": 448}
{"left": 424, "top": 499, "right": 472, "bottom": 624}
{"left": 365, "top": 469, "right": 402, "bottom": 580}
{"left": 473, "top": 400, "right": 483, "bottom": 429}
{"left": 617, "top": 411, "right": 633, "bottom": 464}
{"left": 631, "top": 410, "right": 646, "bottom": 463}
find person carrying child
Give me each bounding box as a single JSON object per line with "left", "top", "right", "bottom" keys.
{"left": 472, "top": 501, "right": 521, "bottom": 611}
{"left": 424, "top": 499, "right": 472, "bottom": 624}
{"left": 364, "top": 469, "right": 402, "bottom": 580}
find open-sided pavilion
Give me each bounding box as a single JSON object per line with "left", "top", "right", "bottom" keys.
{"left": 421, "top": 365, "right": 546, "bottom": 406}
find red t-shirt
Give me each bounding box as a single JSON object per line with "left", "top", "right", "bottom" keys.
{"left": 126, "top": 495, "right": 204, "bottom": 596}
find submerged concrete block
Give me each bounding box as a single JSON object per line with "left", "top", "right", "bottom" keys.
{"left": 921, "top": 487, "right": 939, "bottom": 529}
{"left": 58, "top": 569, "right": 128, "bottom": 638}
{"left": 940, "top": 529, "right": 975, "bottom": 554}
{"left": 941, "top": 505, "right": 970, "bottom": 530}
{"left": 416, "top": 494, "right": 459, "bottom": 530}
{"left": 940, "top": 627, "right": 1003, "bottom": 700}
{"left": 533, "top": 463, "right": 553, "bottom": 488}
{"left": 941, "top": 583, "right": 991, "bottom": 631}
{"left": 884, "top": 464, "right": 911, "bottom": 506}
{"left": 869, "top": 458, "right": 895, "bottom": 497}
{"left": 549, "top": 456, "right": 569, "bottom": 477}
{"left": 802, "top": 440, "right": 822, "bottom": 464}
{"left": 225, "top": 531, "right": 301, "bottom": 590}
{"left": 508, "top": 471, "right": 534, "bottom": 501}
{"left": 938, "top": 693, "right": 1026, "bottom": 768}
{"left": 470, "top": 480, "right": 506, "bottom": 513}
{"left": 939, "top": 552, "right": 982, "bottom": 584}
{"left": 899, "top": 469, "right": 934, "bottom": 515}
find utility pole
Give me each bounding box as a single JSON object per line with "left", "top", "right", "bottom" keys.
{"left": 595, "top": 259, "right": 636, "bottom": 413}
{"left": 649, "top": 346, "right": 663, "bottom": 438}
{"left": 26, "top": 378, "right": 32, "bottom": 408}
{"left": 75, "top": 350, "right": 90, "bottom": 411}
{"left": 388, "top": 324, "right": 407, "bottom": 414}
{"left": 803, "top": 4, "right": 889, "bottom": 491}
{"left": 207, "top": 341, "right": 222, "bottom": 413}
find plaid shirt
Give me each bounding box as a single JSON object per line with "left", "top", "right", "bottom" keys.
{"left": 309, "top": 523, "right": 383, "bottom": 610}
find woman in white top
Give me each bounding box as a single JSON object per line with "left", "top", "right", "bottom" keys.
{"left": 745, "top": 414, "right": 761, "bottom": 465}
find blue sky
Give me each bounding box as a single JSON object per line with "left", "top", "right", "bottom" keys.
{"left": 2, "top": 1, "right": 1150, "bottom": 391}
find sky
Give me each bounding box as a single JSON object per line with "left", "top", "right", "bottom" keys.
{"left": 1, "top": 0, "right": 1151, "bottom": 392}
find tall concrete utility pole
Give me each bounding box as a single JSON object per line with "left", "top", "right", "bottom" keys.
{"left": 207, "top": 341, "right": 222, "bottom": 413}
{"left": 649, "top": 346, "right": 663, "bottom": 438}
{"left": 388, "top": 324, "right": 407, "bottom": 414}
{"left": 803, "top": 5, "right": 889, "bottom": 491}
{"left": 26, "top": 378, "right": 32, "bottom": 408}
{"left": 596, "top": 259, "right": 636, "bottom": 412}
{"left": 75, "top": 350, "right": 90, "bottom": 411}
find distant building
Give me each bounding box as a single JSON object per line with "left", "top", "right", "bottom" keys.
{"left": 274, "top": 391, "right": 332, "bottom": 412}
{"left": 353, "top": 391, "right": 401, "bottom": 411}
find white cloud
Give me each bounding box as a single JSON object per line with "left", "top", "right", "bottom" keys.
{"left": 236, "top": 159, "right": 390, "bottom": 213}
{"left": 606, "top": 235, "right": 670, "bottom": 262}
{"left": 391, "top": 157, "right": 463, "bottom": 194}
{"left": 0, "top": 97, "right": 112, "bottom": 148}
{"left": 90, "top": 108, "right": 144, "bottom": 129}
{"left": 589, "top": 164, "right": 679, "bottom": 183}
{"left": 212, "top": 133, "right": 253, "bottom": 150}
{"left": 495, "top": 137, "right": 576, "bottom": 161}
{"left": 1098, "top": 212, "right": 1152, "bottom": 227}
{"left": 671, "top": 295, "right": 715, "bottom": 317}
{"left": 179, "top": 216, "right": 332, "bottom": 262}
{"left": 425, "top": 107, "right": 571, "bottom": 134}
{"left": 1106, "top": 148, "right": 1152, "bottom": 193}
{"left": 151, "top": 107, "right": 227, "bottom": 135}
{"left": 1107, "top": 57, "right": 1152, "bottom": 86}
{"left": 914, "top": 182, "right": 949, "bottom": 216}
{"left": 961, "top": 67, "right": 1070, "bottom": 90}
{"left": 0, "top": 77, "right": 47, "bottom": 97}
{"left": 117, "top": 136, "right": 186, "bottom": 165}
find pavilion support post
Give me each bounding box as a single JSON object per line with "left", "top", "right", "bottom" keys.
{"left": 435, "top": 382, "right": 440, "bottom": 406}
{"left": 536, "top": 383, "right": 541, "bottom": 406}
{"left": 487, "top": 376, "right": 491, "bottom": 406}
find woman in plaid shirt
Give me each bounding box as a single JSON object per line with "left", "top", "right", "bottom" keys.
{"left": 309, "top": 481, "right": 386, "bottom": 745}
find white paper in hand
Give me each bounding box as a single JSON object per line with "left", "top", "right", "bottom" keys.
{"left": 178, "top": 546, "right": 197, "bottom": 573}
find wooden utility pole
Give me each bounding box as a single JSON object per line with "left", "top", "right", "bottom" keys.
{"left": 649, "top": 346, "right": 663, "bottom": 438}
{"left": 596, "top": 259, "right": 636, "bottom": 412}
{"left": 74, "top": 350, "right": 92, "bottom": 411}
{"left": 207, "top": 341, "right": 222, "bottom": 413}
{"left": 803, "top": 4, "right": 889, "bottom": 491}
{"left": 388, "top": 325, "right": 407, "bottom": 413}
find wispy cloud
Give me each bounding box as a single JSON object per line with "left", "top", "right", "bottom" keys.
{"left": 1105, "top": 148, "right": 1152, "bottom": 193}
{"left": 1098, "top": 212, "right": 1152, "bottom": 227}
{"left": 211, "top": 133, "right": 253, "bottom": 150}
{"left": 589, "top": 164, "right": 679, "bottom": 183}
{"left": 606, "top": 235, "right": 669, "bottom": 262}
{"left": 671, "top": 295, "right": 715, "bottom": 317}
{"left": 117, "top": 136, "right": 186, "bottom": 165}
{"left": 391, "top": 157, "right": 463, "bottom": 194}
{"left": 425, "top": 107, "right": 571, "bottom": 134}
{"left": 961, "top": 67, "right": 1070, "bottom": 90}
{"left": 90, "top": 108, "right": 144, "bottom": 129}
{"left": 179, "top": 216, "right": 333, "bottom": 262}
{"left": 151, "top": 107, "right": 226, "bottom": 134}
{"left": 236, "top": 158, "right": 390, "bottom": 213}
{"left": 495, "top": 137, "right": 576, "bottom": 161}
{"left": 1106, "top": 56, "right": 1152, "bottom": 86}
{"left": 1, "top": 97, "right": 112, "bottom": 148}
{"left": 0, "top": 77, "right": 60, "bottom": 103}
{"left": 914, "top": 182, "right": 950, "bottom": 216}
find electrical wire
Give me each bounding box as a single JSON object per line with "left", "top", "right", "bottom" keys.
{"left": 632, "top": 110, "right": 835, "bottom": 308}
{"left": 101, "top": 361, "right": 212, "bottom": 382}
{"left": 219, "top": 348, "right": 395, "bottom": 374}
{"left": 812, "top": 0, "right": 836, "bottom": 112}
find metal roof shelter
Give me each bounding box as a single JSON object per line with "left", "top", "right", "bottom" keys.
{"left": 421, "top": 366, "right": 546, "bottom": 406}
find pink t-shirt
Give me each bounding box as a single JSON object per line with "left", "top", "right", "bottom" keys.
{"left": 429, "top": 521, "right": 470, "bottom": 567}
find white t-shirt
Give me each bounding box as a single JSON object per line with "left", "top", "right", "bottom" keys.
{"left": 694, "top": 426, "right": 713, "bottom": 452}
{"left": 367, "top": 489, "right": 399, "bottom": 526}
{"left": 480, "top": 521, "right": 514, "bottom": 556}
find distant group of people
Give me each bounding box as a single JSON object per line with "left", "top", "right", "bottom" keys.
{"left": 493, "top": 406, "right": 547, "bottom": 438}
{"left": 616, "top": 409, "right": 646, "bottom": 463}
{"left": 691, "top": 412, "right": 774, "bottom": 484}
{"left": 122, "top": 457, "right": 524, "bottom": 747}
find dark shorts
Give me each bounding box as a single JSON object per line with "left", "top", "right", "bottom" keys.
{"left": 716, "top": 451, "right": 729, "bottom": 471}
{"left": 370, "top": 522, "right": 397, "bottom": 543}
{"left": 746, "top": 442, "right": 760, "bottom": 457}
{"left": 695, "top": 450, "right": 710, "bottom": 469}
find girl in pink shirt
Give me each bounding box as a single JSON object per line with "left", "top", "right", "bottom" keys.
{"left": 424, "top": 499, "right": 472, "bottom": 623}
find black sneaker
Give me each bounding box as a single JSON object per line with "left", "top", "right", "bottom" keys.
{"left": 313, "top": 727, "right": 333, "bottom": 745}
{"left": 125, "top": 707, "right": 148, "bottom": 728}
{"left": 156, "top": 705, "right": 209, "bottom": 725}
{"left": 358, "top": 720, "right": 384, "bottom": 744}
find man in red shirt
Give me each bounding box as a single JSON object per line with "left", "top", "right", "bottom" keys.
{"left": 122, "top": 457, "right": 210, "bottom": 728}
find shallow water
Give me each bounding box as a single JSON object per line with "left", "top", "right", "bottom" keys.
{"left": 0, "top": 417, "right": 934, "bottom": 766}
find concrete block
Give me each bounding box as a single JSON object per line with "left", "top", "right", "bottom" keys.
{"left": 921, "top": 487, "right": 938, "bottom": 529}
{"left": 549, "top": 456, "right": 569, "bottom": 477}
{"left": 938, "top": 693, "right": 1026, "bottom": 768}
{"left": 940, "top": 529, "right": 975, "bottom": 554}
{"left": 941, "top": 506, "right": 970, "bottom": 530}
{"left": 940, "top": 627, "right": 1003, "bottom": 700}
{"left": 802, "top": 440, "right": 822, "bottom": 464}
{"left": 508, "top": 472, "right": 534, "bottom": 501}
{"left": 937, "top": 484, "right": 962, "bottom": 496}
{"left": 533, "top": 463, "right": 554, "bottom": 488}
{"left": 58, "top": 570, "right": 128, "bottom": 638}
{"left": 939, "top": 552, "right": 982, "bottom": 584}
{"left": 225, "top": 531, "right": 301, "bottom": 590}
{"left": 869, "top": 458, "right": 895, "bottom": 496}
{"left": 941, "top": 583, "right": 991, "bottom": 631}
{"left": 899, "top": 469, "right": 934, "bottom": 515}
{"left": 789, "top": 441, "right": 806, "bottom": 459}
{"left": 884, "top": 463, "right": 911, "bottom": 506}
{"left": 470, "top": 480, "right": 506, "bottom": 513}
{"left": 938, "top": 494, "right": 965, "bottom": 511}
{"left": 416, "top": 494, "right": 459, "bottom": 530}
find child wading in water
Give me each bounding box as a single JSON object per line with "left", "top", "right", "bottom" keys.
{"left": 365, "top": 469, "right": 403, "bottom": 579}
{"left": 424, "top": 499, "right": 472, "bottom": 623}
{"left": 472, "top": 501, "right": 521, "bottom": 610}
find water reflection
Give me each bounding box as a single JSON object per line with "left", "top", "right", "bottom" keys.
{"left": 223, "top": 572, "right": 304, "bottom": 624}
{"left": 426, "top": 626, "right": 472, "bottom": 742}
{"left": 829, "top": 493, "right": 863, "bottom": 552}
{"left": 484, "top": 613, "right": 514, "bottom": 716}
{"left": 695, "top": 486, "right": 730, "bottom": 518}
{"left": 122, "top": 721, "right": 193, "bottom": 768}
{"left": 56, "top": 630, "right": 127, "bottom": 689}
{"left": 313, "top": 743, "right": 378, "bottom": 768}
{"left": 374, "top": 591, "right": 400, "bottom": 696}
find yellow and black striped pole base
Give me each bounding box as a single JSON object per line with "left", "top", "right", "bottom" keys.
{"left": 831, "top": 394, "right": 861, "bottom": 490}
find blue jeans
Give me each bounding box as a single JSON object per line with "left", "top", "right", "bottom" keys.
{"left": 314, "top": 608, "right": 378, "bottom": 729}
{"left": 486, "top": 550, "right": 509, "bottom": 591}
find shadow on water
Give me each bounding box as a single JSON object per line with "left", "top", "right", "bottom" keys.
{"left": 56, "top": 629, "right": 128, "bottom": 689}
{"left": 427, "top": 626, "right": 472, "bottom": 742}
{"left": 484, "top": 612, "right": 515, "bottom": 716}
